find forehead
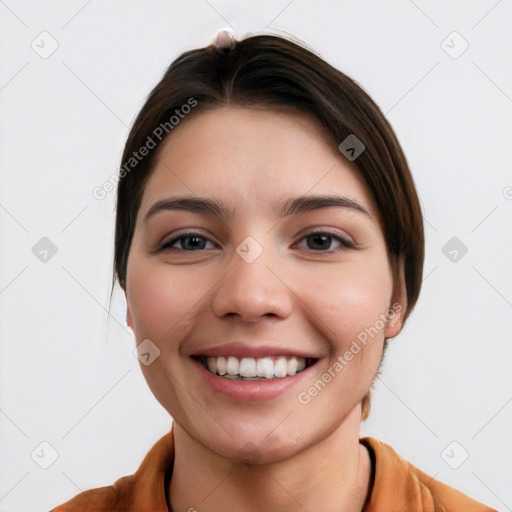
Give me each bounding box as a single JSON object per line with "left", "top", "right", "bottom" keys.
{"left": 138, "top": 106, "right": 378, "bottom": 222}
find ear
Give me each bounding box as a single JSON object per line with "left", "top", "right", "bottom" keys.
{"left": 384, "top": 256, "right": 408, "bottom": 339}
{"left": 125, "top": 293, "right": 133, "bottom": 330}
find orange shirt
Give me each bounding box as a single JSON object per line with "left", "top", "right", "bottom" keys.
{"left": 51, "top": 428, "right": 497, "bottom": 511}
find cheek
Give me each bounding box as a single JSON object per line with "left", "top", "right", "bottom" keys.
{"left": 126, "top": 263, "right": 204, "bottom": 340}
{"left": 304, "top": 257, "right": 393, "bottom": 352}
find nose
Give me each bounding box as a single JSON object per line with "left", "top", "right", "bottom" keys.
{"left": 210, "top": 242, "right": 294, "bottom": 323}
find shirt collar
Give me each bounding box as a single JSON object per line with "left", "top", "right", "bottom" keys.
{"left": 132, "top": 428, "right": 432, "bottom": 511}
{"left": 360, "top": 436, "right": 432, "bottom": 511}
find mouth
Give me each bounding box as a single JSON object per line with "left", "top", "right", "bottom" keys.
{"left": 192, "top": 355, "right": 318, "bottom": 381}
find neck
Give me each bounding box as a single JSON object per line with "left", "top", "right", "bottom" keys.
{"left": 167, "top": 406, "right": 372, "bottom": 512}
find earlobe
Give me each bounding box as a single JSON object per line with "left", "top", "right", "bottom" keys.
{"left": 126, "top": 300, "right": 133, "bottom": 329}
{"left": 384, "top": 257, "right": 407, "bottom": 339}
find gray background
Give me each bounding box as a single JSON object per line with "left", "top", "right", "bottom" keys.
{"left": 0, "top": 1, "right": 511, "bottom": 510}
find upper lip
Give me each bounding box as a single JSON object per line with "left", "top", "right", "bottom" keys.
{"left": 189, "top": 342, "right": 320, "bottom": 360}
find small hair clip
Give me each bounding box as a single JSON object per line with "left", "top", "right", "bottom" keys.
{"left": 212, "top": 27, "right": 237, "bottom": 52}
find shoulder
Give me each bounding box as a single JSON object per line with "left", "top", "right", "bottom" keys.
{"left": 50, "top": 429, "right": 175, "bottom": 512}
{"left": 361, "top": 437, "right": 498, "bottom": 512}
{"left": 50, "top": 475, "right": 134, "bottom": 512}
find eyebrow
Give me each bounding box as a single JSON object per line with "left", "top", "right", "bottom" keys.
{"left": 143, "top": 194, "right": 370, "bottom": 223}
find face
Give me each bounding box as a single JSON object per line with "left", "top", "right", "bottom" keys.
{"left": 125, "top": 106, "right": 406, "bottom": 464}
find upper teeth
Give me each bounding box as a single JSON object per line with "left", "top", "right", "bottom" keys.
{"left": 203, "top": 356, "right": 307, "bottom": 379}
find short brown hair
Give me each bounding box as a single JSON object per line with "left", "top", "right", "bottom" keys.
{"left": 113, "top": 33, "right": 425, "bottom": 420}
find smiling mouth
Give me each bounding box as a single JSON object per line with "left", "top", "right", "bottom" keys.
{"left": 193, "top": 355, "right": 318, "bottom": 380}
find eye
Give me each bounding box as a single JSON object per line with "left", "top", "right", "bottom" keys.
{"left": 294, "top": 230, "right": 355, "bottom": 252}
{"left": 158, "top": 231, "right": 216, "bottom": 252}
{"left": 157, "top": 229, "right": 355, "bottom": 253}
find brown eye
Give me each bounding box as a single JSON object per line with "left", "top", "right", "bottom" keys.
{"left": 296, "top": 231, "right": 355, "bottom": 252}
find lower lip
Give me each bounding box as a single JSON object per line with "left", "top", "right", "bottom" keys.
{"left": 192, "top": 358, "right": 316, "bottom": 402}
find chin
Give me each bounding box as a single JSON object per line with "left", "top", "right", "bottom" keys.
{"left": 214, "top": 436, "right": 304, "bottom": 466}
{"left": 195, "top": 416, "right": 312, "bottom": 465}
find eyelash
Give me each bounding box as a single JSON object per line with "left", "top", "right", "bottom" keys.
{"left": 157, "top": 229, "right": 356, "bottom": 253}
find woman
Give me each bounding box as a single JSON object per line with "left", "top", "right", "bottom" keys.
{"left": 51, "top": 29, "right": 497, "bottom": 511}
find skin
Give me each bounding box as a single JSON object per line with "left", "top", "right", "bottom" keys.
{"left": 124, "top": 106, "right": 407, "bottom": 512}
